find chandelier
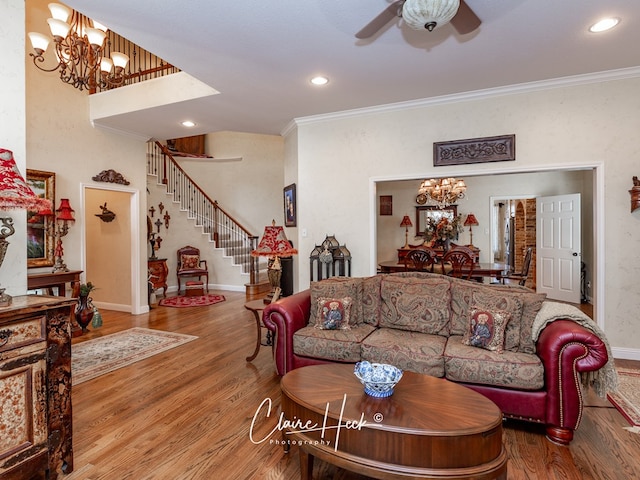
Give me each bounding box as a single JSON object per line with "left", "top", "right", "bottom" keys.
{"left": 402, "top": 0, "right": 460, "bottom": 32}
{"left": 416, "top": 177, "right": 466, "bottom": 207}
{"left": 28, "top": 3, "right": 129, "bottom": 92}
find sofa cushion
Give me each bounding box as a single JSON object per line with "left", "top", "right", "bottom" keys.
{"left": 293, "top": 323, "right": 376, "bottom": 363}
{"left": 486, "top": 284, "right": 547, "bottom": 354}
{"left": 450, "top": 281, "right": 527, "bottom": 352}
{"left": 362, "top": 275, "right": 382, "bottom": 326}
{"left": 314, "top": 296, "right": 353, "bottom": 330}
{"left": 444, "top": 336, "right": 544, "bottom": 390}
{"left": 310, "top": 277, "right": 364, "bottom": 325}
{"left": 361, "top": 328, "right": 446, "bottom": 377}
{"left": 461, "top": 307, "right": 511, "bottom": 353}
{"left": 380, "top": 275, "right": 451, "bottom": 336}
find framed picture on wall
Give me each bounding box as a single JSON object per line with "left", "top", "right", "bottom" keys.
{"left": 26, "top": 169, "right": 56, "bottom": 268}
{"left": 379, "top": 195, "right": 393, "bottom": 215}
{"left": 283, "top": 183, "right": 296, "bottom": 227}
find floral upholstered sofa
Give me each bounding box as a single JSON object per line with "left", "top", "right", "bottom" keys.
{"left": 263, "top": 272, "right": 617, "bottom": 445}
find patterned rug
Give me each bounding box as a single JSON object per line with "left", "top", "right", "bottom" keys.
{"left": 158, "top": 294, "right": 225, "bottom": 308}
{"left": 607, "top": 367, "right": 640, "bottom": 433}
{"left": 72, "top": 328, "right": 198, "bottom": 385}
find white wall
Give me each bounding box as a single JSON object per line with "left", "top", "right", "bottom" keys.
{"left": 0, "top": 0, "right": 27, "bottom": 296}
{"left": 289, "top": 74, "right": 640, "bottom": 356}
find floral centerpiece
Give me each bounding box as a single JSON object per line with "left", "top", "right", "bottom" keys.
{"left": 423, "top": 214, "right": 463, "bottom": 248}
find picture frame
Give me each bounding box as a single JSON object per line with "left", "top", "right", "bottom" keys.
{"left": 415, "top": 205, "right": 457, "bottom": 237}
{"left": 379, "top": 195, "right": 393, "bottom": 216}
{"left": 434, "top": 134, "right": 515, "bottom": 167}
{"left": 283, "top": 183, "right": 297, "bottom": 227}
{"left": 26, "top": 169, "right": 56, "bottom": 268}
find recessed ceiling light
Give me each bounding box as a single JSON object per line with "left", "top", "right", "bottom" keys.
{"left": 310, "top": 76, "right": 329, "bottom": 86}
{"left": 181, "top": 120, "right": 196, "bottom": 127}
{"left": 589, "top": 17, "right": 620, "bottom": 33}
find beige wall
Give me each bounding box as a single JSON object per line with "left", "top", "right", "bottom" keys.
{"left": 84, "top": 188, "right": 132, "bottom": 307}
{"left": 289, "top": 75, "right": 640, "bottom": 356}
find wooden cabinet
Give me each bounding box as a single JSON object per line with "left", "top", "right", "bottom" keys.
{"left": 0, "top": 296, "right": 75, "bottom": 480}
{"left": 148, "top": 258, "right": 168, "bottom": 297}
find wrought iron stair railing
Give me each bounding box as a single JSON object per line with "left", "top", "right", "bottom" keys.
{"left": 146, "top": 141, "right": 260, "bottom": 284}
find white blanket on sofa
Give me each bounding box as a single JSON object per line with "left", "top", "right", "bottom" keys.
{"left": 532, "top": 301, "right": 618, "bottom": 398}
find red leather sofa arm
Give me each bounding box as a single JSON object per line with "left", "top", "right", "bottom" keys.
{"left": 536, "top": 319, "right": 608, "bottom": 444}
{"left": 263, "top": 290, "right": 311, "bottom": 376}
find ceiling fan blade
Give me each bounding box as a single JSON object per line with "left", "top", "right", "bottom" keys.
{"left": 450, "top": 0, "right": 481, "bottom": 35}
{"left": 356, "top": 0, "right": 405, "bottom": 39}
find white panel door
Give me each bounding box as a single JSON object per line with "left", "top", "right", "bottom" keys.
{"left": 536, "top": 194, "right": 581, "bottom": 303}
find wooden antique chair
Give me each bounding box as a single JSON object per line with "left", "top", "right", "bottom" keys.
{"left": 442, "top": 246, "right": 475, "bottom": 280}
{"left": 503, "top": 247, "right": 533, "bottom": 286}
{"left": 176, "top": 245, "right": 209, "bottom": 295}
{"left": 403, "top": 247, "right": 437, "bottom": 272}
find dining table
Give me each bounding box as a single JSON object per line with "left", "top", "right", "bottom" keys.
{"left": 378, "top": 260, "right": 509, "bottom": 282}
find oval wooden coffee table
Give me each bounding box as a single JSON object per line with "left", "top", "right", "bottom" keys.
{"left": 280, "top": 363, "right": 507, "bottom": 480}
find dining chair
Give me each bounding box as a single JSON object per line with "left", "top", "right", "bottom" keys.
{"left": 403, "top": 247, "right": 437, "bottom": 272}
{"left": 502, "top": 247, "right": 533, "bottom": 286}
{"left": 176, "top": 245, "right": 209, "bottom": 295}
{"left": 442, "top": 246, "right": 475, "bottom": 280}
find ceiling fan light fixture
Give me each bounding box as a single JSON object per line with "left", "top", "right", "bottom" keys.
{"left": 402, "top": 0, "right": 460, "bottom": 31}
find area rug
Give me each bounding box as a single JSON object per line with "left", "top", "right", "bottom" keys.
{"left": 72, "top": 328, "right": 198, "bottom": 385}
{"left": 158, "top": 294, "right": 225, "bottom": 308}
{"left": 607, "top": 368, "right": 640, "bottom": 433}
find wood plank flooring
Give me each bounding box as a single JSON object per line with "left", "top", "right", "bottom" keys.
{"left": 57, "top": 291, "right": 639, "bottom": 480}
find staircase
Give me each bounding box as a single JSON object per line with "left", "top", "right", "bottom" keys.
{"left": 146, "top": 141, "right": 269, "bottom": 297}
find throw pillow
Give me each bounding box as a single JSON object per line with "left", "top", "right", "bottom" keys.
{"left": 310, "top": 278, "right": 363, "bottom": 325}
{"left": 180, "top": 254, "right": 200, "bottom": 270}
{"left": 314, "top": 297, "right": 353, "bottom": 330}
{"left": 462, "top": 307, "right": 512, "bottom": 353}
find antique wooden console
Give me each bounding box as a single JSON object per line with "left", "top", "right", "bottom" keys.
{"left": 0, "top": 295, "right": 75, "bottom": 479}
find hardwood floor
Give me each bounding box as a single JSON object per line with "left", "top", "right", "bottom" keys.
{"left": 58, "top": 291, "right": 639, "bottom": 480}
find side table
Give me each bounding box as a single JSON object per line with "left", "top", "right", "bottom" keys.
{"left": 244, "top": 299, "right": 272, "bottom": 362}
{"left": 148, "top": 258, "right": 168, "bottom": 298}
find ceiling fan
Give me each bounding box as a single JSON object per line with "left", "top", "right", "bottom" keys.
{"left": 356, "top": 0, "right": 481, "bottom": 39}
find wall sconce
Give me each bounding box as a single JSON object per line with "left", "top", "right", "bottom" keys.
{"left": 95, "top": 202, "right": 116, "bottom": 222}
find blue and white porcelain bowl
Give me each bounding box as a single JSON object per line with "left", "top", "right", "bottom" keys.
{"left": 354, "top": 361, "right": 403, "bottom": 398}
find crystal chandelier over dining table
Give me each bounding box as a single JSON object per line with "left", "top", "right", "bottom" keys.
{"left": 416, "top": 177, "right": 466, "bottom": 207}
{"left": 28, "top": 2, "right": 129, "bottom": 92}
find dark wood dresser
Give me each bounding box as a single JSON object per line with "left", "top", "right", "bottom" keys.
{"left": 0, "top": 295, "right": 75, "bottom": 479}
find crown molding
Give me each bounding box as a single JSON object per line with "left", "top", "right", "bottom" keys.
{"left": 292, "top": 66, "right": 640, "bottom": 129}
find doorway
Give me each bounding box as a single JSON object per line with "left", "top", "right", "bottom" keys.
{"left": 82, "top": 184, "right": 142, "bottom": 313}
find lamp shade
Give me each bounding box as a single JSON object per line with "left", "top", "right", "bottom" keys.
{"left": 0, "top": 148, "right": 52, "bottom": 211}
{"left": 464, "top": 213, "right": 479, "bottom": 227}
{"left": 400, "top": 215, "right": 413, "bottom": 227}
{"left": 251, "top": 223, "right": 298, "bottom": 257}
{"left": 55, "top": 198, "right": 75, "bottom": 221}
{"left": 403, "top": 0, "right": 460, "bottom": 31}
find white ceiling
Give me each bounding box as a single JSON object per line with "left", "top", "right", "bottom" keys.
{"left": 62, "top": 0, "right": 640, "bottom": 139}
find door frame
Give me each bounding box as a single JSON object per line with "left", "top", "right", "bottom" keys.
{"left": 371, "top": 162, "right": 605, "bottom": 328}
{"left": 80, "top": 183, "right": 143, "bottom": 314}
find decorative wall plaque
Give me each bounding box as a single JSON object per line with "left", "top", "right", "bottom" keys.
{"left": 434, "top": 134, "right": 515, "bottom": 167}
{"left": 92, "top": 169, "right": 130, "bottom": 185}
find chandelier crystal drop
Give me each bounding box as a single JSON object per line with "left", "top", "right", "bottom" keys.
{"left": 402, "top": 0, "right": 460, "bottom": 32}
{"left": 28, "top": 3, "right": 129, "bottom": 91}
{"left": 417, "top": 177, "right": 466, "bottom": 207}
